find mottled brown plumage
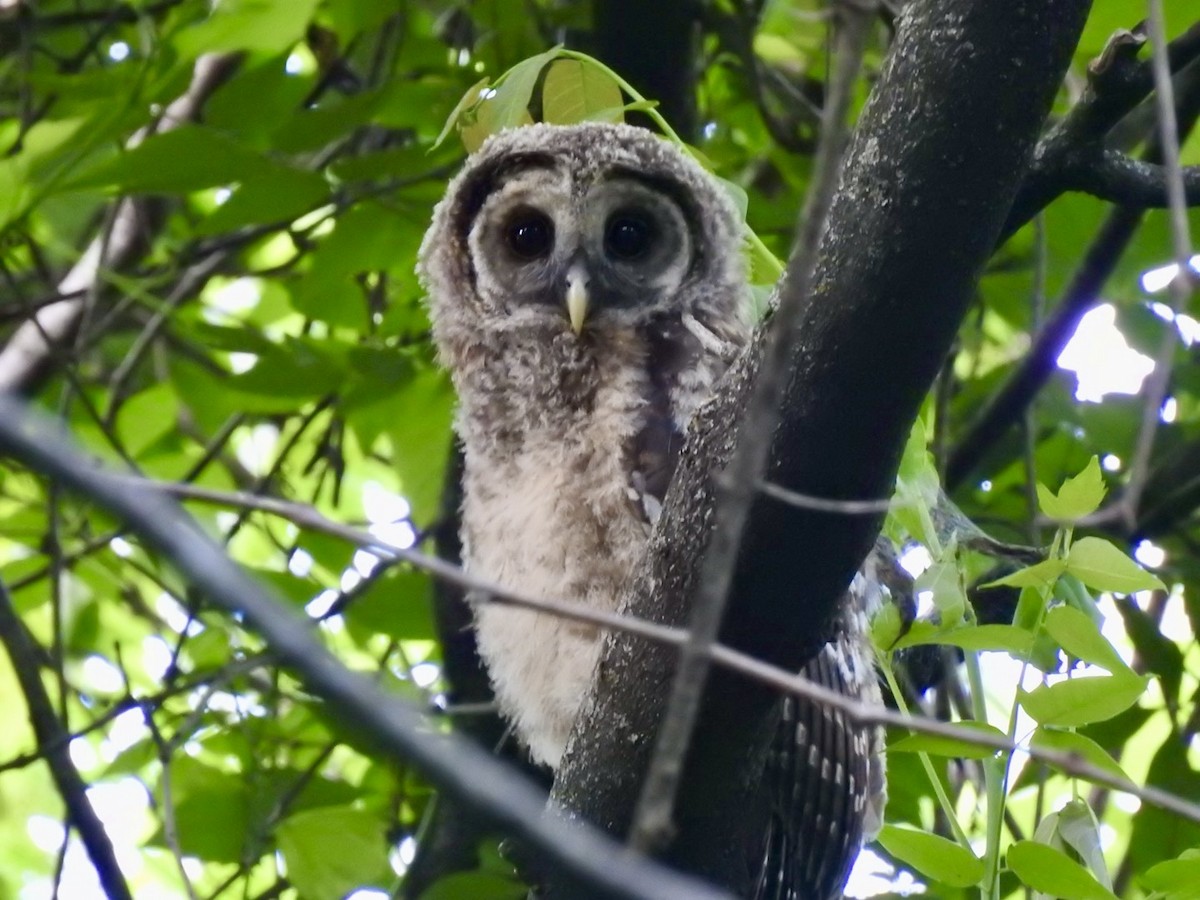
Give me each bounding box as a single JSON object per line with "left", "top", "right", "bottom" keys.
{"left": 418, "top": 121, "right": 884, "bottom": 899}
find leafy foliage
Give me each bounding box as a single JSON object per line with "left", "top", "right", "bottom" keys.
{"left": 0, "top": 2, "right": 1197, "bottom": 899}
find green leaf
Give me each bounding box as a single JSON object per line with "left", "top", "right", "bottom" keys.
{"left": 117, "top": 383, "right": 179, "bottom": 458}
{"left": 1013, "top": 585, "right": 1047, "bottom": 631}
{"left": 328, "top": 142, "right": 458, "bottom": 183}
{"left": 276, "top": 807, "right": 390, "bottom": 900}
{"left": 1030, "top": 727, "right": 1132, "bottom": 785}
{"left": 1142, "top": 853, "right": 1200, "bottom": 897}
{"left": 1019, "top": 673, "right": 1148, "bottom": 727}
{"left": 985, "top": 557, "right": 1066, "bottom": 590}
{"left": 291, "top": 201, "right": 424, "bottom": 329}
{"left": 1114, "top": 596, "right": 1185, "bottom": 704}
{"left": 889, "top": 720, "right": 1007, "bottom": 759}
{"left": 1057, "top": 799, "right": 1112, "bottom": 891}
{"left": 174, "top": 0, "right": 322, "bottom": 57}
{"left": 890, "top": 417, "right": 941, "bottom": 550}
{"left": 156, "top": 760, "right": 249, "bottom": 863}
{"left": 419, "top": 872, "right": 525, "bottom": 900}
{"left": 1066, "top": 537, "right": 1166, "bottom": 594}
{"left": 869, "top": 600, "right": 903, "bottom": 652}
{"left": 876, "top": 825, "right": 983, "bottom": 887}
{"left": 459, "top": 47, "right": 563, "bottom": 152}
{"left": 893, "top": 623, "right": 1033, "bottom": 657}
{"left": 344, "top": 569, "right": 437, "bottom": 645}
{"left": 199, "top": 167, "right": 329, "bottom": 234}
{"left": 434, "top": 77, "right": 490, "bottom": 150}
{"left": 1038, "top": 456, "right": 1106, "bottom": 521}
{"left": 0, "top": 116, "right": 94, "bottom": 230}
{"left": 1044, "top": 605, "right": 1134, "bottom": 676}
{"left": 66, "top": 126, "right": 272, "bottom": 194}
{"left": 386, "top": 368, "right": 455, "bottom": 524}
{"left": 914, "top": 552, "right": 966, "bottom": 627}
{"left": 1126, "top": 733, "right": 1200, "bottom": 874}
{"left": 541, "top": 59, "right": 623, "bottom": 125}
{"left": 716, "top": 175, "right": 749, "bottom": 220}
{"left": 227, "top": 337, "right": 349, "bottom": 401}
{"left": 1007, "top": 840, "right": 1119, "bottom": 900}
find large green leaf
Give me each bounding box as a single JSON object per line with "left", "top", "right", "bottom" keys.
{"left": 65, "top": 126, "right": 273, "bottom": 193}
{"left": 1007, "top": 840, "right": 1118, "bottom": 900}
{"left": 174, "top": 0, "right": 322, "bottom": 57}
{"left": 276, "top": 807, "right": 390, "bottom": 900}
{"left": 1044, "top": 605, "right": 1135, "bottom": 676}
{"left": 876, "top": 825, "right": 983, "bottom": 887}
{"left": 1019, "top": 673, "right": 1148, "bottom": 727}
{"left": 1030, "top": 727, "right": 1131, "bottom": 784}
{"left": 541, "top": 59, "right": 623, "bottom": 125}
{"left": 1066, "top": 537, "right": 1166, "bottom": 595}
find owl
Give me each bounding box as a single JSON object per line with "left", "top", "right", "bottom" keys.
{"left": 418, "top": 121, "right": 883, "bottom": 899}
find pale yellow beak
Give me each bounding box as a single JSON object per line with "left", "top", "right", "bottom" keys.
{"left": 565, "top": 262, "right": 589, "bottom": 336}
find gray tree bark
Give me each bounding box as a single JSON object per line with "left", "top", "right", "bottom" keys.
{"left": 548, "top": 0, "right": 1095, "bottom": 894}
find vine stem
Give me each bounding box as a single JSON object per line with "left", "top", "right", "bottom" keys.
{"left": 965, "top": 651, "right": 1004, "bottom": 900}
{"left": 881, "top": 661, "right": 974, "bottom": 849}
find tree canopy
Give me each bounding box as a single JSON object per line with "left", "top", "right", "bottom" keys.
{"left": 0, "top": 1, "right": 1198, "bottom": 899}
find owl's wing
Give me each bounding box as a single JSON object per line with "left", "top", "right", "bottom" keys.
{"left": 630, "top": 311, "right": 743, "bottom": 524}
{"left": 755, "top": 642, "right": 869, "bottom": 900}
{"left": 754, "top": 574, "right": 887, "bottom": 900}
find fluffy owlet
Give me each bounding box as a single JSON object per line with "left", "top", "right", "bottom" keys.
{"left": 419, "top": 121, "right": 883, "bottom": 899}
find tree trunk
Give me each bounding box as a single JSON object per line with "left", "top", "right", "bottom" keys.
{"left": 548, "top": 0, "right": 1094, "bottom": 894}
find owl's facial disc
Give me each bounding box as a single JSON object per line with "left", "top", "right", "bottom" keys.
{"left": 470, "top": 170, "right": 694, "bottom": 335}
{"left": 578, "top": 179, "right": 693, "bottom": 325}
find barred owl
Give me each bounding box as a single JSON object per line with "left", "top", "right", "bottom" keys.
{"left": 418, "top": 121, "right": 884, "bottom": 899}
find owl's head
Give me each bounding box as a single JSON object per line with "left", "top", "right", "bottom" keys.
{"left": 418, "top": 122, "right": 747, "bottom": 346}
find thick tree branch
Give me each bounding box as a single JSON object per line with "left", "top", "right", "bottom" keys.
{"left": 1004, "top": 19, "right": 1200, "bottom": 236}
{"left": 947, "top": 63, "right": 1200, "bottom": 491}
{"left": 0, "top": 579, "right": 133, "bottom": 900}
{"left": 0, "top": 396, "right": 733, "bottom": 900}
{"left": 550, "top": 0, "right": 1092, "bottom": 894}
{"left": 1062, "top": 148, "right": 1200, "bottom": 206}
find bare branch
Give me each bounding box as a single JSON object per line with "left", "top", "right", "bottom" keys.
{"left": 0, "top": 579, "right": 134, "bottom": 900}
{"left": 1004, "top": 19, "right": 1200, "bottom": 235}
{"left": 1062, "top": 148, "right": 1200, "bottom": 207}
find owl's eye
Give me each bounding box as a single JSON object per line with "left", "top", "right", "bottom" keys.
{"left": 504, "top": 210, "right": 554, "bottom": 260}
{"left": 604, "top": 212, "right": 655, "bottom": 261}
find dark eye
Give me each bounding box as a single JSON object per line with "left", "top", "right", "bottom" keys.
{"left": 605, "top": 212, "right": 655, "bottom": 261}
{"left": 504, "top": 210, "right": 554, "bottom": 260}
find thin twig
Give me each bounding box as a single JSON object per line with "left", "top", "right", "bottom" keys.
{"left": 0, "top": 578, "right": 134, "bottom": 900}
{"left": 1117, "top": 0, "right": 1196, "bottom": 530}
{"left": 6, "top": 413, "right": 1197, "bottom": 829}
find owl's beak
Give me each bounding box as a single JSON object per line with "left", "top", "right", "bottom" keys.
{"left": 565, "top": 262, "right": 590, "bottom": 336}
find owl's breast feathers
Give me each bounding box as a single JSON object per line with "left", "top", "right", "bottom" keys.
{"left": 452, "top": 316, "right": 730, "bottom": 767}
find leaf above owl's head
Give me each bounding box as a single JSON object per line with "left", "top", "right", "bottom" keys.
{"left": 434, "top": 48, "right": 785, "bottom": 294}
{"left": 433, "top": 47, "right": 630, "bottom": 154}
